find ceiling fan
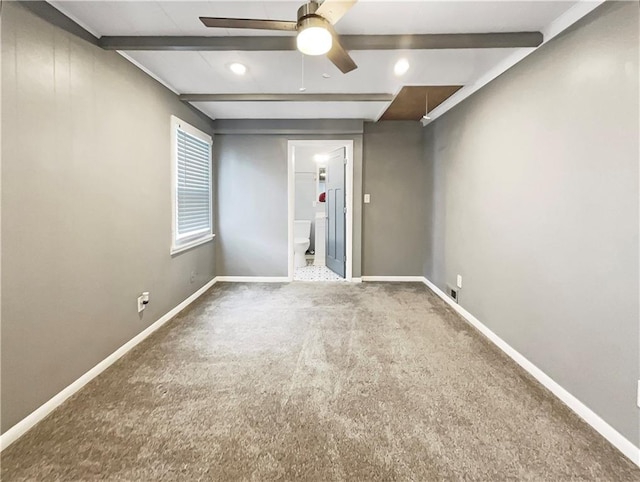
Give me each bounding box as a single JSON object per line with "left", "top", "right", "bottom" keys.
{"left": 199, "top": 0, "right": 358, "bottom": 74}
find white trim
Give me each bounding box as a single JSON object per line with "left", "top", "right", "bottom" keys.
{"left": 170, "top": 116, "right": 214, "bottom": 255}
{"left": 215, "top": 276, "right": 289, "bottom": 283}
{"left": 362, "top": 276, "right": 425, "bottom": 282}
{"left": 288, "top": 142, "right": 295, "bottom": 281}
{"left": 0, "top": 277, "right": 218, "bottom": 452}
{"left": 287, "top": 140, "right": 354, "bottom": 282}
{"left": 421, "top": 0, "right": 606, "bottom": 127}
{"left": 421, "top": 276, "right": 640, "bottom": 467}
{"left": 170, "top": 234, "right": 215, "bottom": 256}
{"left": 345, "top": 143, "right": 354, "bottom": 282}
{"left": 171, "top": 116, "right": 212, "bottom": 144}
{"left": 350, "top": 277, "right": 363, "bottom": 283}
{"left": 541, "top": 0, "right": 606, "bottom": 43}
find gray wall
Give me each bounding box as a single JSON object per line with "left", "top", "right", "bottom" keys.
{"left": 214, "top": 121, "right": 363, "bottom": 278}
{"left": 214, "top": 119, "right": 429, "bottom": 279}
{"left": 1, "top": 3, "right": 216, "bottom": 433}
{"left": 424, "top": 1, "right": 639, "bottom": 445}
{"left": 362, "top": 121, "right": 427, "bottom": 276}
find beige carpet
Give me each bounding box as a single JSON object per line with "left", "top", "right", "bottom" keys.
{"left": 2, "top": 282, "right": 638, "bottom": 480}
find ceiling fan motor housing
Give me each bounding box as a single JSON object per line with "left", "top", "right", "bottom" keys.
{"left": 297, "top": 1, "right": 320, "bottom": 22}
{"left": 296, "top": 1, "right": 331, "bottom": 31}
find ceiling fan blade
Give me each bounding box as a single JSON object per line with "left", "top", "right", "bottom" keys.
{"left": 199, "top": 17, "right": 297, "bottom": 31}
{"left": 326, "top": 32, "right": 357, "bottom": 74}
{"left": 315, "top": 0, "right": 358, "bottom": 25}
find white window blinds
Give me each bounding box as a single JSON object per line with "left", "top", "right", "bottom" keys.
{"left": 171, "top": 117, "right": 213, "bottom": 253}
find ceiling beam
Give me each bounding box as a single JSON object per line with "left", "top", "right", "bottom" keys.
{"left": 180, "top": 94, "right": 394, "bottom": 102}
{"left": 17, "top": 1, "right": 98, "bottom": 46}
{"left": 99, "top": 32, "right": 543, "bottom": 51}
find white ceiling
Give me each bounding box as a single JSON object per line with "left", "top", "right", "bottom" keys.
{"left": 50, "top": 0, "right": 586, "bottom": 121}
{"left": 192, "top": 100, "right": 389, "bottom": 119}
{"left": 124, "top": 49, "right": 518, "bottom": 93}
{"left": 50, "top": 1, "right": 577, "bottom": 36}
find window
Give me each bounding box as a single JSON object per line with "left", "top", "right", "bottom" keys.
{"left": 171, "top": 116, "right": 213, "bottom": 254}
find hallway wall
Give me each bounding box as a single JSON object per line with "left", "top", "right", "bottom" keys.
{"left": 214, "top": 120, "right": 364, "bottom": 278}
{"left": 1, "top": 2, "right": 216, "bottom": 433}
{"left": 362, "top": 121, "right": 427, "bottom": 276}
{"left": 423, "top": 1, "right": 639, "bottom": 445}
{"left": 214, "top": 119, "right": 431, "bottom": 279}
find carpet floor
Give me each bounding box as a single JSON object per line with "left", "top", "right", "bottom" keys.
{"left": 2, "top": 282, "right": 638, "bottom": 480}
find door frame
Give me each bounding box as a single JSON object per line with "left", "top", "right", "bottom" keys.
{"left": 287, "top": 140, "right": 354, "bottom": 282}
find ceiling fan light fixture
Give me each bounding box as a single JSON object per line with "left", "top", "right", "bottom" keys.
{"left": 296, "top": 17, "right": 332, "bottom": 56}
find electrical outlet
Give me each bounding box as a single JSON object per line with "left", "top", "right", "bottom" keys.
{"left": 137, "top": 295, "right": 145, "bottom": 313}
{"left": 456, "top": 275, "right": 463, "bottom": 289}
{"left": 364, "top": 194, "right": 371, "bottom": 204}
{"left": 137, "top": 292, "right": 150, "bottom": 313}
{"left": 447, "top": 285, "right": 458, "bottom": 303}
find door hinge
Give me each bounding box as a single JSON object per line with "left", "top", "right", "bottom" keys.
{"left": 343, "top": 158, "right": 347, "bottom": 165}
{"left": 343, "top": 207, "right": 347, "bottom": 214}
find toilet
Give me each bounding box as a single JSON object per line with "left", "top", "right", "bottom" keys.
{"left": 294, "top": 220, "right": 311, "bottom": 268}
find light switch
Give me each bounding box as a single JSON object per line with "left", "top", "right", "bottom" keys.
{"left": 364, "top": 194, "right": 371, "bottom": 204}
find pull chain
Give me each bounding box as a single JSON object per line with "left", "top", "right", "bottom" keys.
{"left": 299, "top": 54, "right": 306, "bottom": 92}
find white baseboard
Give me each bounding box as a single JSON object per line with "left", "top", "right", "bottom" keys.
{"left": 0, "top": 277, "right": 218, "bottom": 452}
{"left": 422, "top": 276, "right": 640, "bottom": 467}
{"left": 215, "top": 276, "right": 289, "bottom": 283}
{"left": 350, "top": 277, "right": 363, "bottom": 283}
{"left": 362, "top": 276, "right": 425, "bottom": 282}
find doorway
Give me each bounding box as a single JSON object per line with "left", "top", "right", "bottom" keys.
{"left": 287, "top": 140, "right": 354, "bottom": 282}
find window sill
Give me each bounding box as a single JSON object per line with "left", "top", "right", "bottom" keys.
{"left": 171, "top": 234, "right": 215, "bottom": 256}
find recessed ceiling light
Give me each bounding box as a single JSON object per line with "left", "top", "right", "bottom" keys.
{"left": 314, "top": 153, "right": 330, "bottom": 163}
{"left": 229, "top": 63, "right": 247, "bottom": 75}
{"left": 394, "top": 58, "right": 410, "bottom": 76}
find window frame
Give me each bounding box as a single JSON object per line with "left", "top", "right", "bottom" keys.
{"left": 170, "top": 115, "right": 214, "bottom": 255}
